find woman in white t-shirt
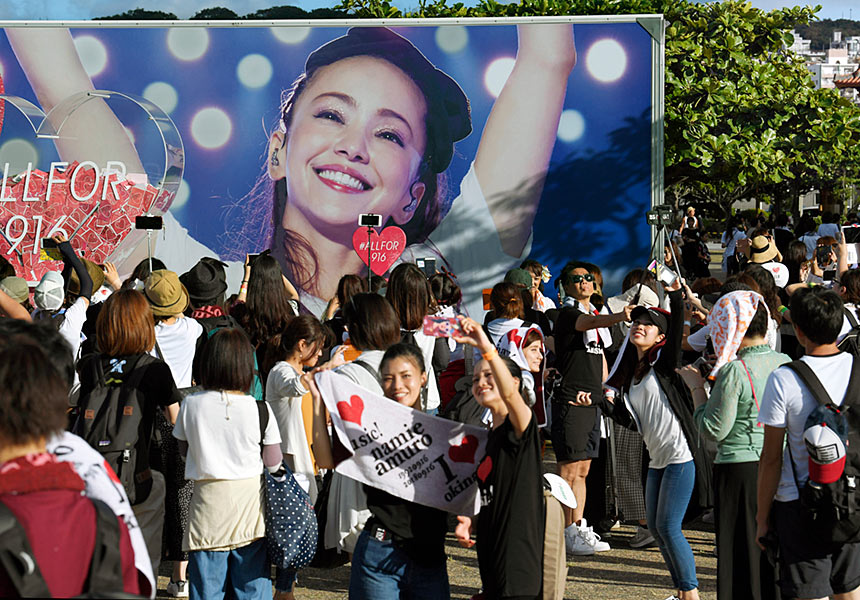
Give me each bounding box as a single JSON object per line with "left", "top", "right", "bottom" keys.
{"left": 721, "top": 217, "right": 747, "bottom": 275}
{"left": 265, "top": 315, "right": 345, "bottom": 503}
{"left": 173, "top": 328, "right": 283, "bottom": 600}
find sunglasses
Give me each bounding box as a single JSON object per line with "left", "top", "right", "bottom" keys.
{"left": 570, "top": 273, "right": 595, "bottom": 284}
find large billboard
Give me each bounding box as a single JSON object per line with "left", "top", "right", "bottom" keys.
{"left": 0, "top": 18, "right": 662, "bottom": 318}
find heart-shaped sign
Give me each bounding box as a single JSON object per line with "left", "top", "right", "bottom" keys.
{"left": 0, "top": 79, "right": 183, "bottom": 282}
{"left": 337, "top": 394, "right": 365, "bottom": 426}
{"left": 448, "top": 434, "right": 479, "bottom": 464}
{"left": 351, "top": 226, "right": 407, "bottom": 276}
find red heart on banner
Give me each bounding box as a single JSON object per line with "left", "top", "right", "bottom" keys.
{"left": 477, "top": 455, "right": 493, "bottom": 483}
{"left": 351, "top": 226, "right": 407, "bottom": 276}
{"left": 448, "top": 434, "right": 479, "bottom": 464}
{"left": 337, "top": 394, "right": 364, "bottom": 426}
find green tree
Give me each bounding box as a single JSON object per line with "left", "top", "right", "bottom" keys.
{"left": 190, "top": 7, "right": 241, "bottom": 19}
{"left": 96, "top": 8, "right": 179, "bottom": 19}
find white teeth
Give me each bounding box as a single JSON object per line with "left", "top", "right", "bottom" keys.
{"left": 317, "top": 169, "right": 365, "bottom": 191}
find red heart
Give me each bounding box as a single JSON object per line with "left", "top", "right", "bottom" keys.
{"left": 477, "top": 455, "right": 493, "bottom": 483}
{"left": 337, "top": 394, "right": 364, "bottom": 426}
{"left": 506, "top": 329, "right": 523, "bottom": 348}
{"left": 448, "top": 434, "right": 479, "bottom": 464}
{"left": 351, "top": 226, "right": 407, "bottom": 276}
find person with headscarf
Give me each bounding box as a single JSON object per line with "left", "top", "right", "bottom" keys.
{"left": 677, "top": 291, "right": 790, "bottom": 600}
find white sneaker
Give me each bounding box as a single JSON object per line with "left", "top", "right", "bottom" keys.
{"left": 565, "top": 523, "right": 589, "bottom": 556}
{"left": 166, "top": 580, "right": 189, "bottom": 598}
{"left": 629, "top": 525, "right": 656, "bottom": 548}
{"left": 578, "top": 519, "right": 610, "bottom": 553}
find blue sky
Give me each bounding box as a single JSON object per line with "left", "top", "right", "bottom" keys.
{"left": 0, "top": 0, "right": 856, "bottom": 20}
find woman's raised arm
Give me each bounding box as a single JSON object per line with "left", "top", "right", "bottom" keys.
{"left": 473, "top": 24, "right": 576, "bottom": 258}
{"left": 7, "top": 28, "right": 144, "bottom": 174}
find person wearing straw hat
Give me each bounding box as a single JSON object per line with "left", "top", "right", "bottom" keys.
{"left": 144, "top": 270, "right": 203, "bottom": 389}
{"left": 748, "top": 235, "right": 788, "bottom": 289}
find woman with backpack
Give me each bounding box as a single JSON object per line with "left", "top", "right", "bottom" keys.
{"left": 173, "top": 328, "right": 283, "bottom": 600}
{"left": 308, "top": 343, "right": 452, "bottom": 599}
{"left": 386, "top": 263, "right": 450, "bottom": 415}
{"left": 576, "top": 278, "right": 708, "bottom": 600}
{"left": 76, "top": 289, "right": 182, "bottom": 577}
{"left": 451, "top": 316, "right": 545, "bottom": 599}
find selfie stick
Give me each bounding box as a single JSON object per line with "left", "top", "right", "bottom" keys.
{"left": 366, "top": 225, "right": 373, "bottom": 292}
{"left": 146, "top": 229, "right": 153, "bottom": 275}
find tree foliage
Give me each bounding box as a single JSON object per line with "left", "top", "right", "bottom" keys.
{"left": 190, "top": 7, "right": 241, "bottom": 19}
{"left": 96, "top": 8, "right": 179, "bottom": 20}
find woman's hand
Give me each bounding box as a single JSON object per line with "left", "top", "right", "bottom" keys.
{"left": 665, "top": 277, "right": 683, "bottom": 292}
{"left": 103, "top": 261, "right": 121, "bottom": 290}
{"left": 452, "top": 316, "right": 494, "bottom": 354}
{"left": 52, "top": 232, "right": 68, "bottom": 244}
{"left": 322, "top": 346, "right": 347, "bottom": 370}
{"left": 570, "top": 391, "right": 592, "bottom": 407}
{"left": 676, "top": 364, "right": 705, "bottom": 390}
{"left": 455, "top": 516, "right": 475, "bottom": 548}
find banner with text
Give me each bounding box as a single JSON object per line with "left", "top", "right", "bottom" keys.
{"left": 315, "top": 369, "right": 487, "bottom": 515}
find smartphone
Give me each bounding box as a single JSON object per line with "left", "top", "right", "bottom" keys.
{"left": 39, "top": 238, "right": 62, "bottom": 261}
{"left": 691, "top": 356, "right": 710, "bottom": 378}
{"left": 647, "top": 259, "right": 679, "bottom": 287}
{"left": 134, "top": 215, "right": 163, "bottom": 230}
{"left": 816, "top": 244, "right": 833, "bottom": 267}
{"left": 416, "top": 257, "right": 436, "bottom": 278}
{"left": 358, "top": 213, "right": 382, "bottom": 228}
{"left": 843, "top": 225, "right": 860, "bottom": 264}
{"left": 422, "top": 315, "right": 461, "bottom": 338}
{"left": 247, "top": 253, "right": 261, "bottom": 264}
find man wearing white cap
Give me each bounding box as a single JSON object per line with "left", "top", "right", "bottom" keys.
{"left": 757, "top": 286, "right": 860, "bottom": 600}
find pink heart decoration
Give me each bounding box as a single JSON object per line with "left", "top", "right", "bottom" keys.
{"left": 351, "top": 226, "right": 407, "bottom": 276}
{"left": 337, "top": 394, "right": 365, "bottom": 426}
{"left": 477, "top": 455, "right": 493, "bottom": 483}
{"left": 448, "top": 434, "right": 479, "bottom": 464}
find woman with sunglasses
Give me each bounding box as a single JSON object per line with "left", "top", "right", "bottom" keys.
{"left": 552, "top": 262, "right": 632, "bottom": 555}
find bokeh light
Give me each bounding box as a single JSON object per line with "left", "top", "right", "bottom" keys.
{"left": 190, "top": 107, "right": 232, "bottom": 149}
{"left": 483, "top": 57, "right": 515, "bottom": 98}
{"left": 585, "top": 39, "right": 627, "bottom": 83}
{"left": 270, "top": 27, "right": 311, "bottom": 44}
{"left": 557, "top": 109, "right": 585, "bottom": 143}
{"left": 435, "top": 26, "right": 468, "bottom": 54}
{"left": 171, "top": 179, "right": 191, "bottom": 210}
{"left": 167, "top": 29, "right": 209, "bottom": 61}
{"left": 73, "top": 35, "right": 108, "bottom": 77}
{"left": 143, "top": 81, "right": 179, "bottom": 114}
{"left": 0, "top": 139, "right": 39, "bottom": 176}
{"left": 237, "top": 54, "right": 273, "bottom": 89}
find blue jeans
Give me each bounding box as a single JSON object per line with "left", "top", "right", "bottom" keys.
{"left": 646, "top": 460, "right": 698, "bottom": 592}
{"left": 349, "top": 530, "right": 450, "bottom": 600}
{"left": 188, "top": 538, "right": 270, "bottom": 600}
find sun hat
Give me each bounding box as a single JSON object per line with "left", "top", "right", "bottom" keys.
{"left": 749, "top": 235, "right": 780, "bottom": 264}
{"left": 144, "top": 270, "right": 189, "bottom": 316}
{"left": 504, "top": 268, "right": 533, "bottom": 289}
{"left": 68, "top": 258, "right": 106, "bottom": 296}
{"left": 180, "top": 260, "right": 228, "bottom": 306}
{"left": 630, "top": 306, "right": 669, "bottom": 334}
{"left": 0, "top": 276, "right": 29, "bottom": 303}
{"left": 304, "top": 27, "right": 472, "bottom": 173}
{"left": 34, "top": 271, "right": 65, "bottom": 311}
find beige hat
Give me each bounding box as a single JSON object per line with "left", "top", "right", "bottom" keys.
{"left": 144, "top": 270, "right": 189, "bottom": 316}
{"left": 0, "top": 276, "right": 29, "bottom": 303}
{"left": 68, "top": 258, "right": 106, "bottom": 296}
{"left": 749, "top": 236, "right": 780, "bottom": 264}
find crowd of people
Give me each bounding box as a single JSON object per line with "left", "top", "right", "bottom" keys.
{"left": 2, "top": 203, "right": 860, "bottom": 600}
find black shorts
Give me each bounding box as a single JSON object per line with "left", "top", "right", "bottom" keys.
{"left": 550, "top": 402, "right": 601, "bottom": 462}
{"left": 772, "top": 500, "right": 860, "bottom": 599}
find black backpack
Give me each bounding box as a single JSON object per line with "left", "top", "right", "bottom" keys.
{"left": 785, "top": 356, "right": 860, "bottom": 543}
{"left": 838, "top": 308, "right": 860, "bottom": 359}
{"left": 0, "top": 499, "right": 143, "bottom": 598}
{"left": 71, "top": 355, "right": 155, "bottom": 505}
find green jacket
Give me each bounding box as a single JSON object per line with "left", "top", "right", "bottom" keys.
{"left": 693, "top": 344, "right": 791, "bottom": 464}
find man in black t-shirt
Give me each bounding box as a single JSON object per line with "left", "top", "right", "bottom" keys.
{"left": 553, "top": 262, "right": 632, "bottom": 556}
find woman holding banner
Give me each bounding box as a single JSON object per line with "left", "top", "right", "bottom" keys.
{"left": 452, "top": 316, "right": 545, "bottom": 600}
{"left": 309, "top": 342, "right": 451, "bottom": 600}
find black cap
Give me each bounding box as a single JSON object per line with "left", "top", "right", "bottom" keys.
{"left": 305, "top": 27, "right": 472, "bottom": 173}
{"left": 180, "top": 260, "right": 228, "bottom": 305}
{"left": 630, "top": 306, "right": 669, "bottom": 334}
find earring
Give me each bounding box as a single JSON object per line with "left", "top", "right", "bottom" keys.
{"left": 270, "top": 151, "right": 280, "bottom": 167}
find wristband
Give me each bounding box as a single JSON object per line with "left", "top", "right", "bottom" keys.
{"left": 481, "top": 348, "right": 499, "bottom": 361}
{"left": 778, "top": 305, "right": 788, "bottom": 315}
{"left": 683, "top": 320, "right": 691, "bottom": 327}
{"left": 240, "top": 283, "right": 248, "bottom": 293}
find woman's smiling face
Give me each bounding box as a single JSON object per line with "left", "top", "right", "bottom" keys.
{"left": 283, "top": 56, "right": 428, "bottom": 236}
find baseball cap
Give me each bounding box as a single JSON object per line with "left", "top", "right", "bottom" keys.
{"left": 630, "top": 306, "right": 669, "bottom": 334}
{"left": 34, "top": 271, "right": 65, "bottom": 311}
{"left": 804, "top": 422, "right": 847, "bottom": 485}
{"left": 504, "top": 268, "right": 533, "bottom": 289}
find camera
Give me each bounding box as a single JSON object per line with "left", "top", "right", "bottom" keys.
{"left": 135, "top": 215, "right": 163, "bottom": 230}
{"left": 646, "top": 205, "right": 674, "bottom": 227}
{"left": 816, "top": 244, "right": 834, "bottom": 267}
{"left": 358, "top": 213, "right": 382, "bottom": 228}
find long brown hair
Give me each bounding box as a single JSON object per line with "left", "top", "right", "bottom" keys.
{"left": 386, "top": 263, "right": 435, "bottom": 330}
